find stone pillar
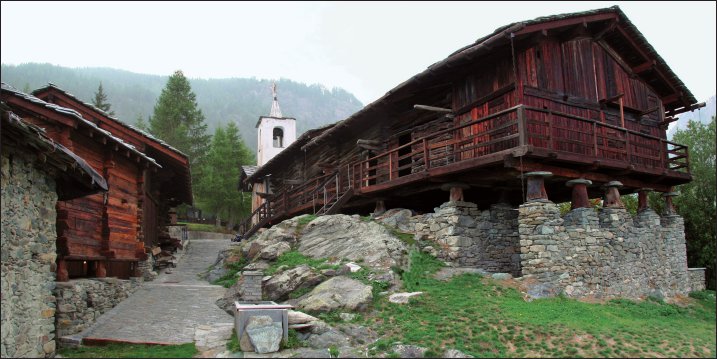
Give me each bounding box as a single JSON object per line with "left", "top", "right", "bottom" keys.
{"left": 602, "top": 181, "right": 624, "bottom": 208}
{"left": 57, "top": 258, "right": 69, "bottom": 282}
{"left": 374, "top": 200, "right": 386, "bottom": 216}
{"left": 241, "top": 271, "right": 264, "bottom": 302}
{"left": 96, "top": 261, "right": 107, "bottom": 278}
{"left": 522, "top": 171, "right": 552, "bottom": 202}
{"left": 441, "top": 182, "right": 470, "bottom": 202}
{"left": 662, "top": 191, "right": 679, "bottom": 216}
{"left": 637, "top": 188, "right": 653, "bottom": 212}
{"left": 566, "top": 179, "right": 592, "bottom": 209}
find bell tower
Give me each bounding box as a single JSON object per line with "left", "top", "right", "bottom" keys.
{"left": 256, "top": 82, "right": 296, "bottom": 166}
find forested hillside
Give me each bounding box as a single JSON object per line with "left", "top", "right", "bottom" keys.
{"left": 1, "top": 63, "right": 363, "bottom": 152}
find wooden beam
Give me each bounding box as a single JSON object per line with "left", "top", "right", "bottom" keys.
{"left": 632, "top": 60, "right": 656, "bottom": 74}
{"left": 515, "top": 12, "right": 618, "bottom": 36}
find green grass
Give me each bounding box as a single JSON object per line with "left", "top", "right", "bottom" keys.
{"left": 227, "top": 332, "right": 241, "bottom": 352}
{"left": 265, "top": 250, "right": 337, "bottom": 275}
{"left": 58, "top": 343, "right": 197, "bottom": 358}
{"left": 176, "top": 221, "right": 232, "bottom": 234}
{"left": 296, "top": 214, "right": 318, "bottom": 233}
{"left": 364, "top": 250, "right": 716, "bottom": 358}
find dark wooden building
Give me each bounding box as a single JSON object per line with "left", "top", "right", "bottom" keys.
{"left": 241, "top": 6, "right": 701, "bottom": 237}
{"left": 32, "top": 84, "right": 193, "bottom": 252}
{"left": 1, "top": 83, "right": 191, "bottom": 280}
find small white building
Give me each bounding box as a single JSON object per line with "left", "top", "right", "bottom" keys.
{"left": 256, "top": 83, "right": 296, "bottom": 166}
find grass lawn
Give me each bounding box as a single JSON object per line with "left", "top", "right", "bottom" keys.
{"left": 365, "top": 251, "right": 716, "bottom": 358}
{"left": 58, "top": 342, "right": 197, "bottom": 358}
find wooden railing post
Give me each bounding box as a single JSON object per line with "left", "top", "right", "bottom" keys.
{"left": 517, "top": 105, "right": 526, "bottom": 146}
{"left": 593, "top": 121, "right": 598, "bottom": 157}
{"left": 660, "top": 139, "right": 666, "bottom": 170}
{"left": 423, "top": 138, "right": 429, "bottom": 171}
{"left": 625, "top": 129, "right": 631, "bottom": 163}
{"left": 548, "top": 110, "right": 554, "bottom": 150}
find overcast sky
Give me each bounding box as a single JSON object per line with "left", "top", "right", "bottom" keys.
{"left": 2, "top": 1, "right": 715, "bottom": 105}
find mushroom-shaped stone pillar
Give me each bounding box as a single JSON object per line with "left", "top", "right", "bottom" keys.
{"left": 602, "top": 181, "right": 624, "bottom": 208}
{"left": 662, "top": 191, "right": 680, "bottom": 216}
{"left": 522, "top": 171, "right": 552, "bottom": 202}
{"left": 374, "top": 199, "right": 386, "bottom": 216}
{"left": 441, "top": 182, "right": 470, "bottom": 202}
{"left": 566, "top": 179, "right": 592, "bottom": 209}
{"left": 636, "top": 188, "right": 654, "bottom": 212}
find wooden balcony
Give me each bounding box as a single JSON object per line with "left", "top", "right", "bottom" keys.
{"left": 240, "top": 104, "right": 690, "bottom": 236}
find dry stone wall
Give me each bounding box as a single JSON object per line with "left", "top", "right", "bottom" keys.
{"left": 1, "top": 149, "right": 60, "bottom": 358}
{"left": 413, "top": 201, "right": 521, "bottom": 276}
{"left": 54, "top": 278, "right": 141, "bottom": 337}
{"left": 518, "top": 201, "right": 691, "bottom": 299}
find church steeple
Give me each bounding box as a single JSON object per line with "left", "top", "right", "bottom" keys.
{"left": 270, "top": 81, "right": 283, "bottom": 118}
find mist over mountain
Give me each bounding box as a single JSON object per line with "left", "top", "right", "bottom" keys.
{"left": 1, "top": 63, "right": 364, "bottom": 153}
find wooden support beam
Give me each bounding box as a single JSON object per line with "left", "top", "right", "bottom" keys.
{"left": 632, "top": 60, "right": 656, "bottom": 74}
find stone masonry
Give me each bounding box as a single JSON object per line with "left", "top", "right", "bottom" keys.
{"left": 413, "top": 201, "right": 521, "bottom": 276}
{"left": 54, "top": 278, "right": 142, "bottom": 338}
{"left": 688, "top": 268, "right": 706, "bottom": 292}
{"left": 239, "top": 271, "right": 264, "bottom": 302}
{"left": 1, "top": 150, "right": 59, "bottom": 358}
{"left": 518, "top": 201, "right": 691, "bottom": 299}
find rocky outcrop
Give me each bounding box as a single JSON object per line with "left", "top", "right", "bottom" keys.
{"left": 244, "top": 316, "right": 283, "bottom": 354}
{"left": 263, "top": 265, "right": 325, "bottom": 301}
{"left": 388, "top": 292, "right": 423, "bottom": 304}
{"left": 298, "top": 215, "right": 408, "bottom": 271}
{"left": 376, "top": 208, "right": 415, "bottom": 232}
{"left": 297, "top": 276, "right": 373, "bottom": 313}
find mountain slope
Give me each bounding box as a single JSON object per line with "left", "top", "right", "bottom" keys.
{"left": 1, "top": 63, "right": 364, "bottom": 153}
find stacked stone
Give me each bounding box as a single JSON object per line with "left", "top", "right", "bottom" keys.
{"left": 137, "top": 255, "right": 157, "bottom": 281}
{"left": 1, "top": 150, "right": 60, "bottom": 358}
{"left": 54, "top": 278, "right": 141, "bottom": 337}
{"left": 240, "top": 271, "right": 264, "bottom": 302}
{"left": 518, "top": 178, "right": 693, "bottom": 299}
{"left": 687, "top": 268, "right": 706, "bottom": 292}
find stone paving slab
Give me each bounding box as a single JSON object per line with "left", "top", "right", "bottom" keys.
{"left": 78, "top": 239, "right": 234, "bottom": 345}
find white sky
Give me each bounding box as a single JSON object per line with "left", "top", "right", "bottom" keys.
{"left": 1, "top": 1, "right": 715, "bottom": 105}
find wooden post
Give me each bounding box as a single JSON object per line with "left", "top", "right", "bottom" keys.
{"left": 423, "top": 138, "right": 429, "bottom": 170}
{"left": 619, "top": 97, "right": 625, "bottom": 128}
{"left": 517, "top": 106, "right": 526, "bottom": 146}
{"left": 96, "top": 260, "right": 107, "bottom": 278}
{"left": 566, "top": 179, "right": 592, "bottom": 209}
{"left": 637, "top": 188, "right": 653, "bottom": 212}
{"left": 602, "top": 181, "right": 624, "bottom": 208}
{"left": 593, "top": 121, "right": 598, "bottom": 157}
{"left": 523, "top": 171, "right": 552, "bottom": 202}
{"left": 56, "top": 258, "right": 69, "bottom": 282}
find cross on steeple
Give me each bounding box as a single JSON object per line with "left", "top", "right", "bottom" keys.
{"left": 270, "top": 81, "right": 283, "bottom": 118}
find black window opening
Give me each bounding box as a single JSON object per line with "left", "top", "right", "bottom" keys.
{"left": 273, "top": 127, "right": 284, "bottom": 148}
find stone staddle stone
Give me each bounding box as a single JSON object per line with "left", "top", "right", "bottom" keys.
{"left": 662, "top": 191, "right": 680, "bottom": 197}
{"left": 521, "top": 171, "right": 553, "bottom": 178}
{"left": 566, "top": 179, "right": 592, "bottom": 187}
{"left": 603, "top": 180, "right": 623, "bottom": 188}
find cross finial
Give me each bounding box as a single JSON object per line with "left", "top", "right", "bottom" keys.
{"left": 269, "top": 81, "right": 283, "bottom": 117}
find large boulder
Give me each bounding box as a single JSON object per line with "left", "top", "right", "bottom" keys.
{"left": 241, "top": 216, "right": 305, "bottom": 258}
{"left": 263, "top": 264, "right": 325, "bottom": 301}
{"left": 297, "top": 276, "right": 372, "bottom": 313}
{"left": 258, "top": 242, "right": 291, "bottom": 261}
{"left": 298, "top": 215, "right": 407, "bottom": 271}
{"left": 376, "top": 208, "right": 415, "bottom": 232}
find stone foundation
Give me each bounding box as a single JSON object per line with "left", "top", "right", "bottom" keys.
{"left": 1, "top": 149, "right": 59, "bottom": 358}
{"left": 413, "top": 201, "right": 520, "bottom": 276}
{"left": 518, "top": 201, "right": 691, "bottom": 299}
{"left": 688, "top": 268, "right": 706, "bottom": 292}
{"left": 54, "top": 278, "right": 142, "bottom": 337}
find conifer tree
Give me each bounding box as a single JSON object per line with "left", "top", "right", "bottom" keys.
{"left": 92, "top": 82, "right": 115, "bottom": 116}
{"left": 149, "top": 70, "right": 211, "bottom": 186}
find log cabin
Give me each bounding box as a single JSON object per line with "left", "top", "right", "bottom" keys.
{"left": 1, "top": 83, "right": 188, "bottom": 280}
{"left": 31, "top": 84, "right": 193, "bottom": 254}
{"left": 240, "top": 6, "right": 702, "bottom": 238}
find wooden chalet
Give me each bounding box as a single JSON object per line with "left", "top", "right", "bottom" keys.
{"left": 1, "top": 83, "right": 190, "bottom": 281}
{"left": 241, "top": 6, "right": 701, "bottom": 237}
{"left": 32, "top": 84, "right": 193, "bottom": 253}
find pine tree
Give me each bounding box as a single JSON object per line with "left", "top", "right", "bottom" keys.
{"left": 91, "top": 82, "right": 115, "bottom": 116}
{"left": 197, "top": 121, "right": 254, "bottom": 226}
{"left": 149, "top": 70, "right": 211, "bottom": 187}
{"left": 134, "top": 113, "right": 149, "bottom": 131}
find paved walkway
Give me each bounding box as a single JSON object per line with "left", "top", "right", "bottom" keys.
{"left": 78, "top": 239, "right": 234, "bottom": 345}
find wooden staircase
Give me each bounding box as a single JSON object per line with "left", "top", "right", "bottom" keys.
{"left": 316, "top": 188, "right": 354, "bottom": 216}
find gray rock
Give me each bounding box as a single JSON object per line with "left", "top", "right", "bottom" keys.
{"left": 298, "top": 215, "right": 407, "bottom": 271}
{"left": 245, "top": 315, "right": 283, "bottom": 354}
{"left": 288, "top": 310, "right": 318, "bottom": 324}
{"left": 207, "top": 266, "right": 228, "bottom": 283}
{"left": 376, "top": 208, "right": 414, "bottom": 232}
{"left": 444, "top": 348, "right": 474, "bottom": 358}
{"left": 258, "top": 242, "right": 291, "bottom": 261}
{"left": 392, "top": 344, "right": 427, "bottom": 358}
{"left": 388, "top": 292, "right": 423, "bottom": 304}
{"left": 306, "top": 328, "right": 351, "bottom": 349}
{"left": 263, "top": 264, "right": 325, "bottom": 301}
{"left": 290, "top": 348, "right": 332, "bottom": 358}
{"left": 339, "top": 312, "right": 356, "bottom": 322}
{"left": 491, "top": 273, "right": 512, "bottom": 280}
{"left": 298, "top": 276, "right": 373, "bottom": 313}
{"left": 432, "top": 267, "right": 488, "bottom": 281}
{"left": 337, "top": 323, "right": 377, "bottom": 345}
